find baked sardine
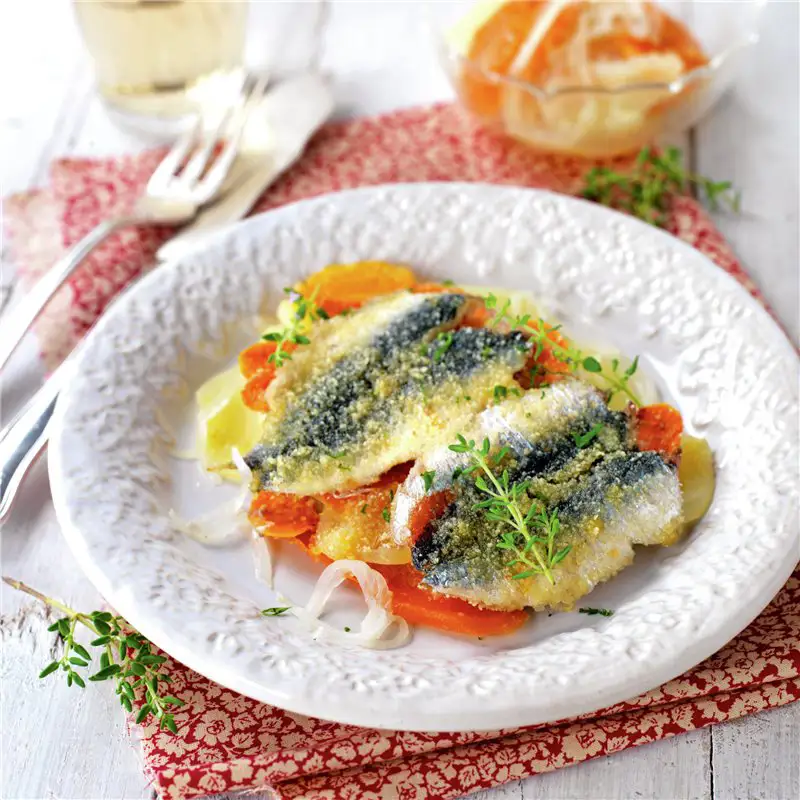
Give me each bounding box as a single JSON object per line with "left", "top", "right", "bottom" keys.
{"left": 245, "top": 291, "right": 530, "bottom": 494}
{"left": 393, "top": 379, "right": 684, "bottom": 611}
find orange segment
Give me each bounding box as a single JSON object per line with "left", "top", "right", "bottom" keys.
{"left": 297, "top": 262, "right": 417, "bottom": 316}
{"left": 249, "top": 492, "right": 319, "bottom": 538}
{"left": 636, "top": 403, "right": 683, "bottom": 458}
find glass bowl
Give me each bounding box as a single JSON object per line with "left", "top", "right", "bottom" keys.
{"left": 427, "top": 0, "right": 765, "bottom": 158}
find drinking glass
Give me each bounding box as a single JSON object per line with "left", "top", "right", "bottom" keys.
{"left": 73, "top": 0, "right": 250, "bottom": 133}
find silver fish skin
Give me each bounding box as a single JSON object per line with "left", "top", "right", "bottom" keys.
{"left": 245, "top": 291, "right": 530, "bottom": 494}
{"left": 393, "top": 379, "right": 684, "bottom": 611}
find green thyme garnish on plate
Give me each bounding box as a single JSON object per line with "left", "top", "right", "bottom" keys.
{"left": 433, "top": 331, "right": 454, "bottom": 362}
{"left": 579, "top": 607, "right": 615, "bottom": 617}
{"left": 381, "top": 507, "right": 391, "bottom": 523}
{"left": 262, "top": 287, "right": 326, "bottom": 368}
{"left": 483, "top": 300, "right": 643, "bottom": 406}
{"left": 485, "top": 294, "right": 514, "bottom": 329}
{"left": 448, "top": 435, "right": 570, "bottom": 584}
{"left": 3, "top": 577, "right": 184, "bottom": 732}
{"left": 421, "top": 470, "right": 436, "bottom": 492}
{"left": 522, "top": 316, "right": 641, "bottom": 404}
{"left": 493, "top": 384, "right": 521, "bottom": 401}
{"left": 573, "top": 423, "right": 604, "bottom": 449}
{"left": 262, "top": 606, "right": 291, "bottom": 617}
{"left": 581, "top": 146, "right": 740, "bottom": 228}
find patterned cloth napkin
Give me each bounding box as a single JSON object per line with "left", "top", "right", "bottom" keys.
{"left": 4, "top": 103, "right": 798, "bottom": 800}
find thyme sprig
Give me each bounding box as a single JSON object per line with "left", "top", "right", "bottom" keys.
{"left": 3, "top": 577, "right": 183, "bottom": 732}
{"left": 579, "top": 607, "right": 615, "bottom": 617}
{"left": 262, "top": 287, "right": 327, "bottom": 367}
{"left": 484, "top": 297, "right": 642, "bottom": 405}
{"left": 572, "top": 422, "right": 604, "bottom": 449}
{"left": 448, "top": 435, "right": 570, "bottom": 584}
{"left": 581, "top": 146, "right": 740, "bottom": 228}
{"left": 262, "top": 606, "right": 291, "bottom": 616}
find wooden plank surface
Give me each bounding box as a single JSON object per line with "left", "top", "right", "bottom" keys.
{"left": 1, "top": 2, "right": 797, "bottom": 799}
{"left": 692, "top": 0, "right": 799, "bottom": 342}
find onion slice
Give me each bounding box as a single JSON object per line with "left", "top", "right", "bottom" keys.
{"left": 251, "top": 529, "right": 274, "bottom": 588}
{"left": 170, "top": 447, "right": 253, "bottom": 545}
{"left": 289, "top": 560, "right": 410, "bottom": 650}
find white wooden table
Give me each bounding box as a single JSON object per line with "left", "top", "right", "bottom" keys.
{"left": 2, "top": 2, "right": 798, "bottom": 799}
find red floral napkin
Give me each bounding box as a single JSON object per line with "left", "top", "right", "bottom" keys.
{"left": 4, "top": 103, "right": 798, "bottom": 800}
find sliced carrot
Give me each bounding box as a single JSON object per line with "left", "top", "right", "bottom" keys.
{"left": 636, "top": 404, "right": 683, "bottom": 458}
{"left": 516, "top": 321, "right": 571, "bottom": 389}
{"left": 241, "top": 370, "right": 275, "bottom": 412}
{"left": 460, "top": 298, "right": 492, "bottom": 329}
{"left": 249, "top": 492, "right": 319, "bottom": 538}
{"left": 298, "top": 262, "right": 417, "bottom": 316}
{"left": 239, "top": 341, "right": 278, "bottom": 379}
{"left": 411, "top": 288, "right": 489, "bottom": 328}
{"left": 412, "top": 282, "right": 459, "bottom": 294}
{"left": 408, "top": 490, "right": 454, "bottom": 544}
{"left": 374, "top": 564, "right": 530, "bottom": 637}
{"left": 289, "top": 536, "right": 528, "bottom": 637}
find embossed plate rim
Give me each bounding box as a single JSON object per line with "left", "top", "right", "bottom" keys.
{"left": 49, "top": 183, "right": 799, "bottom": 731}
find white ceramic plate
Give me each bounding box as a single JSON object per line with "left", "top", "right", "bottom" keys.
{"left": 50, "top": 184, "right": 799, "bottom": 732}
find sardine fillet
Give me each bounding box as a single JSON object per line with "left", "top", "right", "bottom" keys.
{"left": 394, "top": 379, "right": 684, "bottom": 611}
{"left": 245, "top": 291, "right": 529, "bottom": 494}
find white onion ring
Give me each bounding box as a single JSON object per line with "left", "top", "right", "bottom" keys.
{"left": 170, "top": 447, "right": 253, "bottom": 545}
{"left": 288, "top": 560, "right": 410, "bottom": 650}
{"left": 251, "top": 529, "right": 274, "bottom": 588}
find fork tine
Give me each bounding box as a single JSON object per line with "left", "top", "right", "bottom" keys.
{"left": 147, "top": 116, "right": 202, "bottom": 190}
{"left": 198, "top": 73, "right": 270, "bottom": 197}
{"left": 179, "top": 71, "right": 250, "bottom": 185}
{"left": 179, "top": 105, "right": 236, "bottom": 185}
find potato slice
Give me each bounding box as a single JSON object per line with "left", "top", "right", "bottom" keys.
{"left": 196, "top": 365, "right": 262, "bottom": 479}
{"left": 679, "top": 434, "right": 715, "bottom": 524}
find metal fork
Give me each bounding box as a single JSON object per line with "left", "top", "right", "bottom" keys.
{"left": 0, "top": 74, "right": 269, "bottom": 521}
{"left": 0, "top": 72, "right": 268, "bottom": 373}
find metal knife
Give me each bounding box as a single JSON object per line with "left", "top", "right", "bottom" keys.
{"left": 157, "top": 71, "right": 333, "bottom": 262}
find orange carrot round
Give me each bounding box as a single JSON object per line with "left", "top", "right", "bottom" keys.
{"left": 516, "top": 321, "right": 571, "bottom": 389}
{"left": 241, "top": 370, "right": 276, "bottom": 412}
{"left": 249, "top": 492, "right": 319, "bottom": 538}
{"left": 375, "top": 563, "right": 530, "bottom": 637}
{"left": 636, "top": 404, "right": 683, "bottom": 457}
{"left": 298, "top": 262, "right": 417, "bottom": 315}
{"left": 412, "top": 282, "right": 459, "bottom": 294}
{"left": 239, "top": 341, "right": 278, "bottom": 379}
